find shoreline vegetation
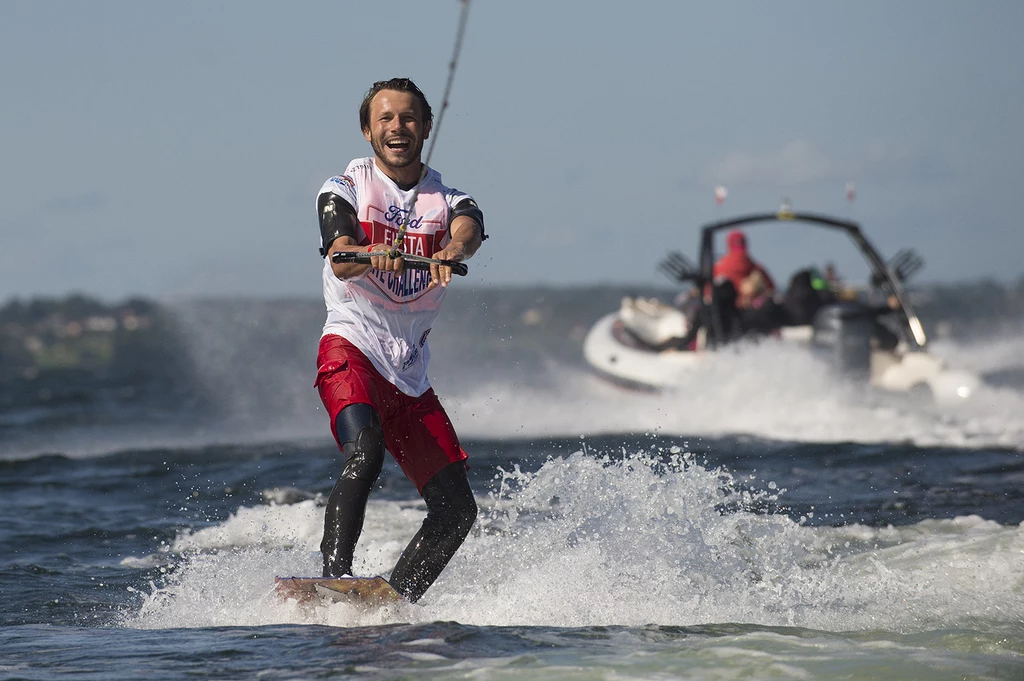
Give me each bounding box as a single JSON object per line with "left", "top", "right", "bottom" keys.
{"left": 1, "top": 281, "right": 1022, "bottom": 411}
{"left": 0, "top": 294, "right": 196, "bottom": 414}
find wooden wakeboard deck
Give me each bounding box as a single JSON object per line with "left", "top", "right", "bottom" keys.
{"left": 274, "top": 576, "right": 403, "bottom": 604}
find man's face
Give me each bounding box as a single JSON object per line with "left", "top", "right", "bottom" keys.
{"left": 363, "top": 89, "right": 430, "bottom": 174}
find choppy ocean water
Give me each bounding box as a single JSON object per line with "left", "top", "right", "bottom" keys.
{"left": 2, "top": 295, "right": 1023, "bottom": 680}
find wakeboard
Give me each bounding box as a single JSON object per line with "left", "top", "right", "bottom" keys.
{"left": 274, "top": 576, "right": 403, "bottom": 605}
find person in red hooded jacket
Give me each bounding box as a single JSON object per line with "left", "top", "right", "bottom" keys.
{"left": 713, "top": 230, "right": 776, "bottom": 309}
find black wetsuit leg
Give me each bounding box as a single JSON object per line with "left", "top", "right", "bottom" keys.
{"left": 389, "top": 462, "right": 477, "bottom": 603}
{"left": 321, "top": 403, "right": 385, "bottom": 578}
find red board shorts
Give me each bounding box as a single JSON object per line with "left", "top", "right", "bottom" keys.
{"left": 314, "top": 334, "right": 467, "bottom": 493}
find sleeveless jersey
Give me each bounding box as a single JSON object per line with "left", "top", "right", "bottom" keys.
{"left": 317, "top": 157, "right": 475, "bottom": 397}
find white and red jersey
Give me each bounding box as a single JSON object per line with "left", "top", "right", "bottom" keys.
{"left": 317, "top": 157, "right": 475, "bottom": 397}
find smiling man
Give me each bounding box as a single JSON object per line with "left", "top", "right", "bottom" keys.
{"left": 312, "top": 78, "right": 486, "bottom": 603}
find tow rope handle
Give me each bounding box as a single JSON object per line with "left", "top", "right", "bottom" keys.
{"left": 331, "top": 250, "right": 468, "bottom": 277}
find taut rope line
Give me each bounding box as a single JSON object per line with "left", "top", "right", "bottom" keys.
{"left": 389, "top": 0, "right": 473, "bottom": 257}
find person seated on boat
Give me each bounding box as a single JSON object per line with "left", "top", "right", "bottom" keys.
{"left": 821, "top": 261, "right": 860, "bottom": 301}
{"left": 738, "top": 270, "right": 772, "bottom": 311}
{"left": 714, "top": 230, "right": 776, "bottom": 306}
{"left": 781, "top": 267, "right": 836, "bottom": 326}
{"left": 737, "top": 270, "right": 786, "bottom": 335}
{"left": 783, "top": 268, "right": 900, "bottom": 349}
{"left": 824, "top": 262, "right": 840, "bottom": 291}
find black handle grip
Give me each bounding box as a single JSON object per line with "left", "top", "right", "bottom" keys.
{"left": 331, "top": 251, "right": 468, "bottom": 276}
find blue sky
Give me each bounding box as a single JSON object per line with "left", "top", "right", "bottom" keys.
{"left": 2, "top": 1, "right": 1022, "bottom": 300}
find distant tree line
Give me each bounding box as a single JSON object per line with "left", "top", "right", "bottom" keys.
{"left": 0, "top": 294, "right": 156, "bottom": 326}
{"left": 0, "top": 294, "right": 195, "bottom": 411}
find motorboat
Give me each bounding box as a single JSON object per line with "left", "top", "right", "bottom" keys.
{"left": 582, "top": 206, "right": 980, "bottom": 404}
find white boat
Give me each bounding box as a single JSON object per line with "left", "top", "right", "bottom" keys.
{"left": 582, "top": 207, "right": 980, "bottom": 405}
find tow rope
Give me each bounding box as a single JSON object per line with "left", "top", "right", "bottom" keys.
{"left": 388, "top": 0, "right": 473, "bottom": 258}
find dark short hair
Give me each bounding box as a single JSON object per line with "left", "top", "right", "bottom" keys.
{"left": 359, "top": 78, "right": 433, "bottom": 131}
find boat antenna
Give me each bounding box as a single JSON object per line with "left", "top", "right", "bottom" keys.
{"left": 389, "top": 0, "right": 473, "bottom": 258}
